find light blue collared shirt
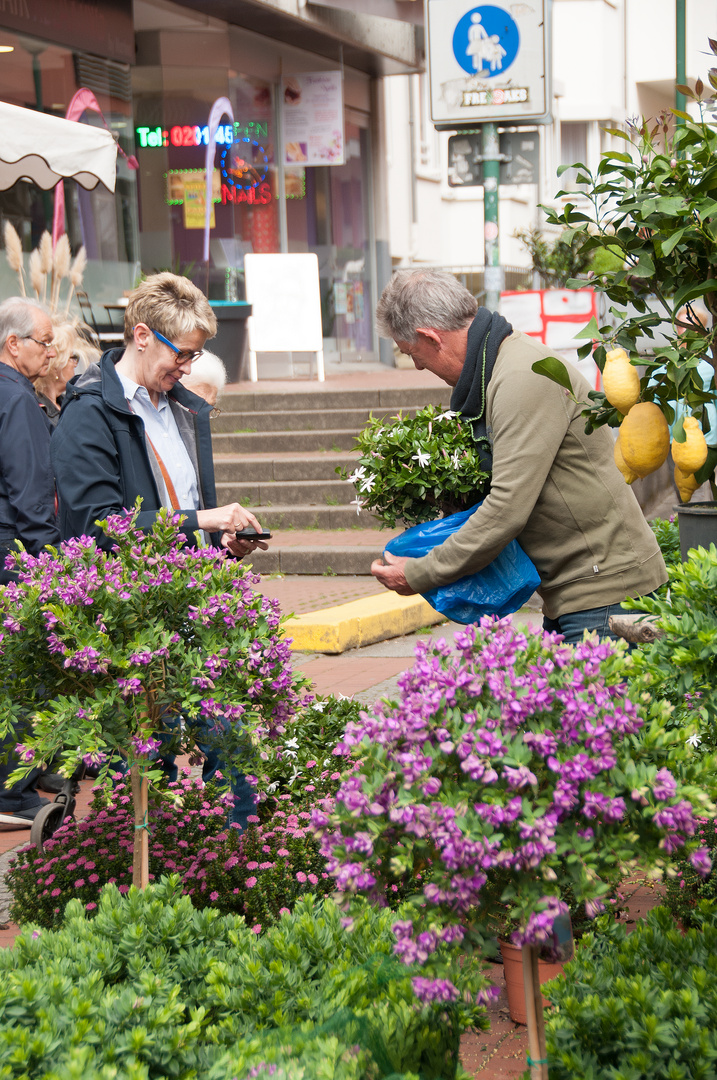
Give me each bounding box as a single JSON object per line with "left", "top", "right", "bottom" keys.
{"left": 117, "top": 372, "right": 199, "bottom": 510}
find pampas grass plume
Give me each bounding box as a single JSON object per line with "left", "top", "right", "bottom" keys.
{"left": 3, "top": 221, "right": 26, "bottom": 295}
{"left": 29, "top": 249, "right": 43, "bottom": 299}
{"left": 65, "top": 246, "right": 88, "bottom": 313}
{"left": 52, "top": 234, "right": 71, "bottom": 311}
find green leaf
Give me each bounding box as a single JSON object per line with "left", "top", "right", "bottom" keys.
{"left": 670, "top": 108, "right": 693, "bottom": 121}
{"left": 602, "top": 127, "right": 632, "bottom": 141}
{"left": 531, "top": 358, "right": 574, "bottom": 393}
{"left": 672, "top": 416, "right": 686, "bottom": 443}
{"left": 573, "top": 315, "right": 600, "bottom": 341}
{"left": 660, "top": 228, "right": 689, "bottom": 256}
{"left": 674, "top": 279, "right": 717, "bottom": 308}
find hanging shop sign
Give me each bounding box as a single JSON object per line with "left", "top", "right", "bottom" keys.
{"left": 426, "top": 0, "right": 551, "bottom": 128}
{"left": 281, "top": 72, "right": 344, "bottom": 166}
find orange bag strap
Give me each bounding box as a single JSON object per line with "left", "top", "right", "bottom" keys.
{"left": 126, "top": 399, "right": 181, "bottom": 511}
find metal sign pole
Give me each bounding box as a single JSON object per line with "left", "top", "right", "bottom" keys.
{"left": 482, "top": 122, "right": 502, "bottom": 311}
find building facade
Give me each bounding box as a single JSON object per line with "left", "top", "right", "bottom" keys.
{"left": 0, "top": 0, "right": 420, "bottom": 365}
{"left": 385, "top": 0, "right": 715, "bottom": 276}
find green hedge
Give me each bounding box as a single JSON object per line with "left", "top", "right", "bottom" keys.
{"left": 0, "top": 877, "right": 485, "bottom": 1080}
{"left": 543, "top": 904, "right": 717, "bottom": 1079}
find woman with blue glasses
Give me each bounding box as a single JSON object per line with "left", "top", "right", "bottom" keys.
{"left": 51, "top": 271, "right": 267, "bottom": 557}
{"left": 50, "top": 272, "right": 269, "bottom": 829}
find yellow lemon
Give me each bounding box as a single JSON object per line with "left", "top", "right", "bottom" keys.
{"left": 674, "top": 465, "right": 700, "bottom": 503}
{"left": 603, "top": 347, "right": 641, "bottom": 415}
{"left": 672, "top": 415, "right": 708, "bottom": 475}
{"left": 614, "top": 431, "right": 639, "bottom": 484}
{"left": 620, "top": 401, "right": 670, "bottom": 478}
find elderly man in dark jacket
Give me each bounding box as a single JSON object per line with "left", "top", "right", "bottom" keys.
{"left": 0, "top": 296, "right": 62, "bottom": 821}
{"left": 0, "top": 296, "right": 60, "bottom": 576}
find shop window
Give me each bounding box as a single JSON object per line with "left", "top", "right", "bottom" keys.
{"left": 0, "top": 32, "right": 138, "bottom": 308}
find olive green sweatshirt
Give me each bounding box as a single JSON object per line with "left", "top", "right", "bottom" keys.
{"left": 404, "top": 331, "right": 668, "bottom": 620}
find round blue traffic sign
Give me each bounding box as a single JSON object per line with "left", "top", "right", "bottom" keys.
{"left": 452, "top": 6, "right": 520, "bottom": 78}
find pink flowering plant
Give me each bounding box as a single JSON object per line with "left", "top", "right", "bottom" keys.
{"left": 315, "top": 618, "right": 717, "bottom": 1001}
{"left": 0, "top": 505, "right": 307, "bottom": 793}
{"left": 7, "top": 774, "right": 232, "bottom": 928}
{"left": 184, "top": 790, "right": 336, "bottom": 925}
{"left": 7, "top": 776, "right": 335, "bottom": 930}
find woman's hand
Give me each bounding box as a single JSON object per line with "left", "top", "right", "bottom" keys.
{"left": 196, "top": 503, "right": 270, "bottom": 558}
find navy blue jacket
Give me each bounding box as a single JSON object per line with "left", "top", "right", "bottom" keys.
{"left": 0, "top": 361, "right": 60, "bottom": 553}
{"left": 51, "top": 349, "right": 221, "bottom": 551}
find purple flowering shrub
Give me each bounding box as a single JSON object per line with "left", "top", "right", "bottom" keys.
{"left": 665, "top": 816, "right": 717, "bottom": 928}
{"left": 0, "top": 506, "right": 307, "bottom": 787}
{"left": 315, "top": 618, "right": 717, "bottom": 999}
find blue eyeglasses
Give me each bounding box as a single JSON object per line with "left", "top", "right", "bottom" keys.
{"left": 149, "top": 328, "right": 203, "bottom": 366}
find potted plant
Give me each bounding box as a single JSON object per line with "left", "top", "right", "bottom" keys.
{"left": 339, "top": 403, "right": 489, "bottom": 529}
{"left": 0, "top": 505, "right": 307, "bottom": 886}
{"left": 314, "top": 618, "right": 717, "bottom": 1069}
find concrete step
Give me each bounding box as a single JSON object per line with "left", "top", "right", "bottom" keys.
{"left": 217, "top": 478, "right": 355, "bottom": 507}
{"left": 212, "top": 429, "right": 361, "bottom": 454}
{"left": 219, "top": 386, "right": 452, "bottom": 414}
{"left": 241, "top": 528, "right": 396, "bottom": 575}
{"left": 243, "top": 504, "right": 380, "bottom": 530}
{"left": 213, "top": 451, "right": 356, "bottom": 483}
{"left": 211, "top": 404, "right": 421, "bottom": 435}
{"left": 246, "top": 545, "right": 384, "bottom": 576}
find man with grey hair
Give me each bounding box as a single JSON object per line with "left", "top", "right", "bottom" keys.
{"left": 0, "top": 296, "right": 60, "bottom": 575}
{"left": 0, "top": 296, "right": 61, "bottom": 821}
{"left": 371, "top": 270, "right": 667, "bottom": 643}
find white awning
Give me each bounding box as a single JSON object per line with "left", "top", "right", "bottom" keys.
{"left": 0, "top": 101, "right": 118, "bottom": 192}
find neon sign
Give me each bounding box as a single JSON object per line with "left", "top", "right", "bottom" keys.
{"left": 136, "top": 121, "right": 269, "bottom": 150}
{"left": 221, "top": 182, "right": 272, "bottom": 206}
{"left": 219, "top": 138, "right": 269, "bottom": 191}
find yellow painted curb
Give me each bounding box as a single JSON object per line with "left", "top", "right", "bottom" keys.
{"left": 283, "top": 592, "right": 445, "bottom": 654}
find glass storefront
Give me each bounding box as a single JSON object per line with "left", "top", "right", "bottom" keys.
{"left": 132, "top": 33, "right": 376, "bottom": 361}
{"left": 0, "top": 29, "right": 139, "bottom": 308}
{"left": 0, "top": 0, "right": 378, "bottom": 363}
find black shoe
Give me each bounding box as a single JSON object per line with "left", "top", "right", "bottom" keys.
{"left": 36, "top": 773, "right": 65, "bottom": 794}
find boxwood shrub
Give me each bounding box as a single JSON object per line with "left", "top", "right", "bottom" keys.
{"left": 0, "top": 877, "right": 487, "bottom": 1080}
{"left": 543, "top": 904, "right": 717, "bottom": 1079}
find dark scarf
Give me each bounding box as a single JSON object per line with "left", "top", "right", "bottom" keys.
{"left": 450, "top": 307, "right": 512, "bottom": 472}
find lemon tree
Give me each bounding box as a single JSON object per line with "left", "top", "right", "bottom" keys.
{"left": 540, "top": 40, "right": 717, "bottom": 487}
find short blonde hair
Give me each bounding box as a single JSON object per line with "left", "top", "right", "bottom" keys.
{"left": 34, "top": 317, "right": 100, "bottom": 399}
{"left": 123, "top": 273, "right": 217, "bottom": 345}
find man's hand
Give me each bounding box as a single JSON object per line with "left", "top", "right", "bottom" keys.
{"left": 371, "top": 551, "right": 416, "bottom": 595}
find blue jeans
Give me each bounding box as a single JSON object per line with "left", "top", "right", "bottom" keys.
{"left": 542, "top": 602, "right": 629, "bottom": 645}
{"left": 158, "top": 713, "right": 256, "bottom": 830}
{"left": 113, "top": 713, "right": 256, "bottom": 831}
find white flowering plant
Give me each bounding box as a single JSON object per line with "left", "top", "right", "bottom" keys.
{"left": 338, "top": 404, "right": 489, "bottom": 529}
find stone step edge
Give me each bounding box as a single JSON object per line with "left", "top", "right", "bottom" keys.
{"left": 246, "top": 545, "right": 385, "bottom": 576}
{"left": 281, "top": 592, "right": 445, "bottom": 654}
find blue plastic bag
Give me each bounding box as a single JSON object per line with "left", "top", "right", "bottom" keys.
{"left": 385, "top": 503, "right": 541, "bottom": 624}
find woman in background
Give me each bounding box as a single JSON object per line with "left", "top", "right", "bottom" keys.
{"left": 34, "top": 318, "right": 99, "bottom": 427}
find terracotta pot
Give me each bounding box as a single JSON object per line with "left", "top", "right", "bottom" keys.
{"left": 499, "top": 939, "right": 564, "bottom": 1025}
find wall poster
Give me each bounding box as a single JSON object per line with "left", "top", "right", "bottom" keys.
{"left": 281, "top": 72, "right": 345, "bottom": 166}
